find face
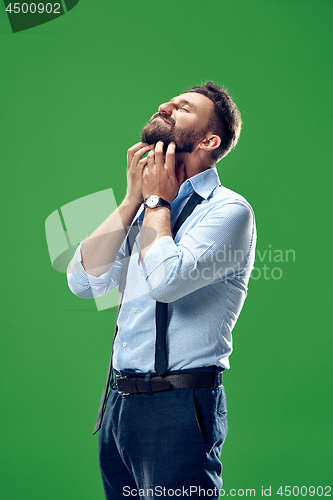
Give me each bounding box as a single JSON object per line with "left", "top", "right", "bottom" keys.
{"left": 141, "top": 92, "right": 214, "bottom": 154}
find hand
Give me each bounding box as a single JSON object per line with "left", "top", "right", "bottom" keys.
{"left": 125, "top": 142, "right": 154, "bottom": 207}
{"left": 142, "top": 141, "right": 186, "bottom": 203}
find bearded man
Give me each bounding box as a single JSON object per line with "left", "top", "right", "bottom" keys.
{"left": 67, "top": 81, "right": 256, "bottom": 500}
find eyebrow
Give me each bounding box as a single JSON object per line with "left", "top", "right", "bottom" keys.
{"left": 170, "top": 98, "right": 197, "bottom": 111}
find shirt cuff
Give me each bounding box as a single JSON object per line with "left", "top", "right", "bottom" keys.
{"left": 67, "top": 242, "right": 114, "bottom": 286}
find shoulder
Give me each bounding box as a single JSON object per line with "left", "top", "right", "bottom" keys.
{"left": 192, "top": 167, "right": 255, "bottom": 214}
{"left": 206, "top": 184, "right": 255, "bottom": 219}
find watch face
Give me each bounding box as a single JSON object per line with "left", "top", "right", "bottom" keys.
{"left": 146, "top": 195, "right": 159, "bottom": 208}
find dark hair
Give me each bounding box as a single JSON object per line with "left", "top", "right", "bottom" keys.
{"left": 186, "top": 81, "right": 242, "bottom": 163}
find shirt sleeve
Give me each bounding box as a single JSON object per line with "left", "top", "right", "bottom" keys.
{"left": 67, "top": 241, "right": 125, "bottom": 299}
{"left": 141, "top": 202, "right": 256, "bottom": 303}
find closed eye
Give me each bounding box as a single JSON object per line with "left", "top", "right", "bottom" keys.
{"left": 179, "top": 107, "right": 190, "bottom": 112}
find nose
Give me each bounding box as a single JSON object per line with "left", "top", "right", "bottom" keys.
{"left": 158, "top": 101, "right": 174, "bottom": 116}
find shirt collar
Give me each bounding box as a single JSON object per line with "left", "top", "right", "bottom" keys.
{"left": 137, "top": 166, "right": 221, "bottom": 225}
{"left": 177, "top": 166, "right": 221, "bottom": 200}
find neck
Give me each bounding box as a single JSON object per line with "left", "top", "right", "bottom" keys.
{"left": 176, "top": 152, "right": 212, "bottom": 180}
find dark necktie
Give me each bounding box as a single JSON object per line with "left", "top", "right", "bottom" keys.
{"left": 93, "top": 191, "right": 203, "bottom": 434}
{"left": 155, "top": 191, "right": 204, "bottom": 375}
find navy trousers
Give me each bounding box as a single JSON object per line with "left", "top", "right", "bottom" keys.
{"left": 98, "top": 374, "right": 228, "bottom": 500}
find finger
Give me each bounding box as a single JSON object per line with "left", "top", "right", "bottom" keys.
{"left": 131, "top": 144, "right": 154, "bottom": 169}
{"left": 154, "top": 141, "right": 164, "bottom": 169}
{"left": 138, "top": 157, "right": 148, "bottom": 175}
{"left": 147, "top": 149, "right": 155, "bottom": 168}
{"left": 165, "top": 142, "right": 176, "bottom": 172}
{"left": 127, "top": 142, "right": 150, "bottom": 164}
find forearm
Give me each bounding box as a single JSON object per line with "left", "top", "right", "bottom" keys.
{"left": 141, "top": 202, "right": 255, "bottom": 303}
{"left": 140, "top": 141, "right": 183, "bottom": 261}
{"left": 140, "top": 207, "right": 172, "bottom": 261}
{"left": 81, "top": 197, "right": 140, "bottom": 277}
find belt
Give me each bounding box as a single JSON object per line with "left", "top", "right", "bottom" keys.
{"left": 115, "top": 371, "right": 223, "bottom": 395}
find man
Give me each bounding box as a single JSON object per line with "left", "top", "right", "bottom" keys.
{"left": 67, "top": 81, "right": 256, "bottom": 500}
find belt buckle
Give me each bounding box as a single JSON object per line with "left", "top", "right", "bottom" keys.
{"left": 116, "top": 376, "right": 130, "bottom": 396}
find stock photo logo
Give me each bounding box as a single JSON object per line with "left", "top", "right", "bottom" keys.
{"left": 3, "top": 0, "right": 79, "bottom": 33}
{"left": 45, "top": 190, "right": 296, "bottom": 313}
{"left": 45, "top": 189, "right": 119, "bottom": 312}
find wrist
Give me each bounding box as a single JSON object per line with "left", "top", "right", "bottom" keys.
{"left": 144, "top": 205, "right": 171, "bottom": 216}
{"left": 122, "top": 195, "right": 142, "bottom": 212}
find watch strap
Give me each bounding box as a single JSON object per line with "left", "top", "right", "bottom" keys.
{"left": 144, "top": 196, "right": 171, "bottom": 210}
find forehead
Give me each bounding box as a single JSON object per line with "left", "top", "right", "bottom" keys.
{"left": 170, "top": 92, "right": 213, "bottom": 113}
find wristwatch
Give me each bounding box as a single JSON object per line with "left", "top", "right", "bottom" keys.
{"left": 144, "top": 195, "right": 171, "bottom": 210}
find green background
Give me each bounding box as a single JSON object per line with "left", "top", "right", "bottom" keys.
{"left": 1, "top": 0, "right": 332, "bottom": 498}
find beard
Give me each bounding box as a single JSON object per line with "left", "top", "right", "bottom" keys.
{"left": 141, "top": 113, "right": 205, "bottom": 154}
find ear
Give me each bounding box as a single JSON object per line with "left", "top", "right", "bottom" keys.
{"left": 198, "top": 134, "right": 221, "bottom": 152}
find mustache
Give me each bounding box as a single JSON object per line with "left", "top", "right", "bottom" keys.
{"left": 149, "top": 113, "right": 176, "bottom": 127}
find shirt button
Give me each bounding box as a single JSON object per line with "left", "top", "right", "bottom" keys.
{"left": 123, "top": 342, "right": 127, "bottom": 348}
{"left": 142, "top": 275, "right": 145, "bottom": 280}
{"left": 133, "top": 309, "right": 137, "bottom": 314}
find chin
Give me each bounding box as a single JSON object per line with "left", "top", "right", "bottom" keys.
{"left": 141, "top": 120, "right": 174, "bottom": 146}
{"left": 141, "top": 122, "right": 195, "bottom": 154}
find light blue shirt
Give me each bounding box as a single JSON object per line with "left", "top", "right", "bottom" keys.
{"left": 67, "top": 167, "right": 256, "bottom": 372}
